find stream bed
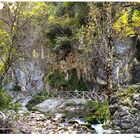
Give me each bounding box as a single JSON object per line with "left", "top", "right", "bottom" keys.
{"left": 10, "top": 111, "right": 113, "bottom": 134}
{"left": 67, "top": 117, "right": 105, "bottom": 134}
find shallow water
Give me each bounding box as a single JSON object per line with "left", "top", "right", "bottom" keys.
{"left": 69, "top": 117, "right": 105, "bottom": 134}
{"left": 91, "top": 124, "right": 104, "bottom": 134}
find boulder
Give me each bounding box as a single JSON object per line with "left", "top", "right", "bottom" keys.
{"left": 110, "top": 84, "right": 140, "bottom": 133}
{"left": 133, "top": 94, "right": 140, "bottom": 101}
{"left": 32, "top": 98, "right": 89, "bottom": 115}
{"left": 136, "top": 115, "right": 140, "bottom": 122}
{"left": 109, "top": 104, "right": 118, "bottom": 115}
{"left": 113, "top": 110, "right": 120, "bottom": 118}
{"left": 18, "top": 96, "right": 32, "bottom": 107}
{"left": 121, "top": 122, "right": 134, "bottom": 129}
{"left": 138, "top": 127, "right": 140, "bottom": 133}
{"left": 132, "top": 126, "right": 138, "bottom": 133}
{"left": 113, "top": 119, "right": 124, "bottom": 127}
{"left": 134, "top": 101, "right": 140, "bottom": 110}
{"left": 122, "top": 115, "right": 133, "bottom": 123}
{"left": 18, "top": 107, "right": 29, "bottom": 114}
{"left": 32, "top": 98, "right": 65, "bottom": 113}
{"left": 119, "top": 107, "right": 130, "bottom": 117}
{"left": 110, "top": 96, "right": 119, "bottom": 104}
{"left": 129, "top": 107, "right": 138, "bottom": 114}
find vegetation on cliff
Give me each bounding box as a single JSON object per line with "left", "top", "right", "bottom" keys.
{"left": 0, "top": 2, "right": 140, "bottom": 134}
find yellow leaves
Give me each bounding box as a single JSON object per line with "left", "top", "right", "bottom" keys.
{"left": 22, "top": 2, "right": 48, "bottom": 18}
{"left": 132, "top": 10, "right": 140, "bottom": 28}
{"left": 33, "top": 2, "right": 47, "bottom": 9}
{"left": 0, "top": 30, "right": 10, "bottom": 51}
{"left": 125, "top": 27, "right": 135, "bottom": 37}
{"left": 0, "top": 61, "right": 4, "bottom": 74}
{"left": 121, "top": 12, "right": 128, "bottom": 24}
{"left": 114, "top": 11, "right": 135, "bottom": 37}
{"left": 22, "top": 11, "right": 33, "bottom": 17}
{"left": 114, "top": 9, "right": 140, "bottom": 37}
{"left": 31, "top": 2, "right": 47, "bottom": 13}
{"left": 8, "top": 2, "right": 17, "bottom": 13}
{"left": 0, "top": 30, "right": 9, "bottom": 38}
{"left": 32, "top": 49, "right": 39, "bottom": 59}
{"left": 48, "top": 15, "right": 55, "bottom": 21}
{"left": 114, "top": 12, "right": 128, "bottom": 32}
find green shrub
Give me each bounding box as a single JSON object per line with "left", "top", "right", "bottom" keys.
{"left": 102, "top": 124, "right": 107, "bottom": 129}
{"left": 9, "top": 102, "right": 22, "bottom": 112}
{"left": 117, "top": 84, "right": 140, "bottom": 98}
{"left": 46, "top": 69, "right": 89, "bottom": 91}
{"left": 0, "top": 89, "right": 12, "bottom": 111}
{"left": 47, "top": 70, "right": 67, "bottom": 89}
{"left": 0, "top": 89, "right": 22, "bottom": 112}
{"left": 66, "top": 69, "right": 88, "bottom": 91}
{"left": 46, "top": 23, "right": 64, "bottom": 42}
{"left": 84, "top": 101, "right": 110, "bottom": 124}
{"left": 54, "top": 36, "right": 72, "bottom": 52}
{"left": 63, "top": 2, "right": 89, "bottom": 26}
{"left": 86, "top": 116, "right": 99, "bottom": 124}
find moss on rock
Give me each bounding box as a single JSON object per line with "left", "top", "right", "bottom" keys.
{"left": 85, "top": 116, "right": 99, "bottom": 124}
{"left": 84, "top": 100, "right": 110, "bottom": 124}
{"left": 117, "top": 84, "right": 140, "bottom": 98}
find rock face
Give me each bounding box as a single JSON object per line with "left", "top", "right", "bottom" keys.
{"left": 113, "top": 38, "right": 136, "bottom": 85}
{"left": 130, "top": 62, "right": 140, "bottom": 84}
{"left": 5, "top": 25, "right": 48, "bottom": 95}
{"left": 33, "top": 98, "right": 89, "bottom": 116}
{"left": 13, "top": 60, "right": 44, "bottom": 93}
{"left": 110, "top": 84, "right": 140, "bottom": 133}
{"left": 5, "top": 34, "right": 136, "bottom": 94}
{"left": 94, "top": 37, "right": 136, "bottom": 88}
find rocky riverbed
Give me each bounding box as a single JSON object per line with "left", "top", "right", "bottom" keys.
{"left": 0, "top": 95, "right": 121, "bottom": 134}
{"left": 4, "top": 110, "right": 118, "bottom": 134}
{"left": 12, "top": 111, "right": 96, "bottom": 134}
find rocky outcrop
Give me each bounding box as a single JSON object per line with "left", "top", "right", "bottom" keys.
{"left": 5, "top": 25, "right": 48, "bottom": 95}
{"left": 12, "top": 60, "right": 44, "bottom": 93}
{"left": 110, "top": 84, "right": 140, "bottom": 133}
{"left": 113, "top": 38, "right": 136, "bottom": 85}
{"left": 32, "top": 98, "right": 89, "bottom": 116}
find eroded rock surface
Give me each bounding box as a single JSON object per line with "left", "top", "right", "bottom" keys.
{"left": 32, "top": 98, "right": 89, "bottom": 116}
{"left": 110, "top": 84, "right": 140, "bottom": 133}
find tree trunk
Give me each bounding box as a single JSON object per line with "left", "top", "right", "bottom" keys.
{"left": 106, "top": 34, "right": 114, "bottom": 104}
{"left": 106, "top": 3, "right": 114, "bottom": 105}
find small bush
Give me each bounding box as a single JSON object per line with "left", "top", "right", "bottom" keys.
{"left": 47, "top": 70, "right": 67, "bottom": 89}
{"left": 46, "top": 69, "right": 88, "bottom": 91}
{"left": 84, "top": 101, "right": 110, "bottom": 124}
{"left": 0, "top": 89, "right": 22, "bottom": 112}
{"left": 54, "top": 36, "right": 72, "bottom": 52}
{"left": 46, "top": 23, "right": 64, "bottom": 42}
{"left": 0, "top": 89, "right": 12, "bottom": 111}
{"left": 9, "top": 102, "right": 22, "bottom": 112}
{"left": 86, "top": 116, "right": 99, "bottom": 124}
